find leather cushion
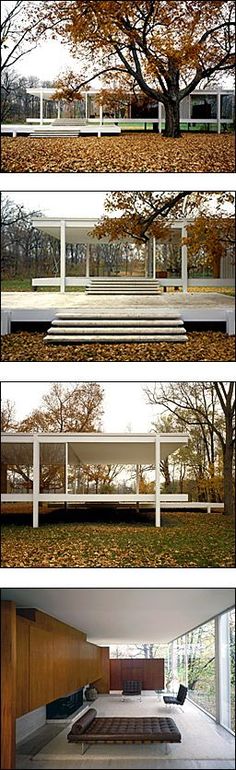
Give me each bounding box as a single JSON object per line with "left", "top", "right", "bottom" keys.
{"left": 68, "top": 716, "right": 181, "bottom": 743}
{"left": 69, "top": 708, "right": 97, "bottom": 735}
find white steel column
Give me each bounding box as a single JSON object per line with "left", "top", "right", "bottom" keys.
{"left": 60, "top": 220, "right": 66, "bottom": 293}
{"left": 181, "top": 223, "right": 188, "bottom": 292}
{"left": 33, "top": 436, "right": 39, "bottom": 528}
{"left": 99, "top": 104, "right": 103, "bottom": 125}
{"left": 155, "top": 435, "right": 161, "bottom": 527}
{"left": 217, "top": 91, "right": 221, "bottom": 134}
{"left": 86, "top": 244, "right": 90, "bottom": 278}
{"left": 40, "top": 88, "right": 43, "bottom": 125}
{"left": 65, "top": 441, "right": 68, "bottom": 494}
{"left": 158, "top": 101, "right": 162, "bottom": 133}
{"left": 136, "top": 465, "right": 140, "bottom": 494}
{"left": 215, "top": 612, "right": 231, "bottom": 728}
{"left": 153, "top": 236, "right": 156, "bottom": 279}
{"left": 57, "top": 101, "right": 61, "bottom": 119}
{"left": 85, "top": 93, "right": 88, "bottom": 120}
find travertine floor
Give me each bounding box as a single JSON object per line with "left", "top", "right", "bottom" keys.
{"left": 16, "top": 693, "right": 235, "bottom": 770}
{"left": 2, "top": 291, "right": 235, "bottom": 310}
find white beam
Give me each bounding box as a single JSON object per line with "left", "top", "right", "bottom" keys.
{"left": 158, "top": 101, "right": 162, "bottom": 133}
{"left": 40, "top": 88, "right": 43, "bottom": 126}
{"left": 85, "top": 92, "right": 88, "bottom": 121}
{"left": 181, "top": 223, "right": 188, "bottom": 293}
{"left": 217, "top": 92, "right": 221, "bottom": 134}
{"left": 33, "top": 437, "right": 39, "bottom": 528}
{"left": 99, "top": 104, "right": 103, "bottom": 125}
{"left": 60, "top": 219, "right": 66, "bottom": 293}
{"left": 57, "top": 101, "right": 61, "bottom": 119}
{"left": 153, "top": 236, "right": 156, "bottom": 279}
{"left": 216, "top": 612, "right": 231, "bottom": 728}
{"left": 155, "top": 435, "right": 161, "bottom": 527}
{"left": 86, "top": 244, "right": 90, "bottom": 278}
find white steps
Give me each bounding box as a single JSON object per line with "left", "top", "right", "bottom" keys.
{"left": 86, "top": 278, "right": 162, "bottom": 295}
{"left": 44, "top": 311, "right": 188, "bottom": 344}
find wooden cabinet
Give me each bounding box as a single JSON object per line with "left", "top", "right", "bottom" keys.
{"left": 110, "top": 658, "right": 164, "bottom": 690}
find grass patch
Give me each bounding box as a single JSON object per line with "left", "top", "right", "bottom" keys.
{"left": 1, "top": 278, "right": 86, "bottom": 292}
{"left": 1, "top": 513, "right": 234, "bottom": 568}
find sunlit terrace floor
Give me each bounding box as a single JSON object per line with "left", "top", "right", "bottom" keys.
{"left": 2, "top": 290, "right": 235, "bottom": 310}
{"left": 16, "top": 692, "right": 235, "bottom": 770}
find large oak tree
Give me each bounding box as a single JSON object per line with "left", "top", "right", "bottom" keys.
{"left": 32, "top": 0, "right": 235, "bottom": 137}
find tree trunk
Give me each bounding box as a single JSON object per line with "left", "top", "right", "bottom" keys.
{"left": 163, "top": 99, "right": 181, "bottom": 137}
{"left": 223, "top": 433, "right": 234, "bottom": 516}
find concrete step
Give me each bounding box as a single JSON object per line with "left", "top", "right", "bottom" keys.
{"left": 45, "top": 334, "right": 188, "bottom": 343}
{"left": 51, "top": 319, "right": 184, "bottom": 328}
{"left": 55, "top": 312, "right": 182, "bottom": 321}
{"left": 30, "top": 130, "right": 80, "bottom": 137}
{"left": 48, "top": 326, "right": 185, "bottom": 335}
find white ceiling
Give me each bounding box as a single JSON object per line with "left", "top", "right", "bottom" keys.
{"left": 1, "top": 589, "right": 234, "bottom": 646}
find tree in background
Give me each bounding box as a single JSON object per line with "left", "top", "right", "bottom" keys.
{"left": 145, "top": 382, "right": 235, "bottom": 516}
{"left": 30, "top": 0, "right": 235, "bottom": 137}
{"left": 1, "top": 1, "right": 53, "bottom": 73}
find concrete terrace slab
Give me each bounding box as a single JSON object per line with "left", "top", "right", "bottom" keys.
{"left": 2, "top": 291, "right": 235, "bottom": 335}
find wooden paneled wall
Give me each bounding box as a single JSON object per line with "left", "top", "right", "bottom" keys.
{"left": 1, "top": 601, "right": 16, "bottom": 770}
{"left": 15, "top": 608, "right": 109, "bottom": 717}
{"left": 110, "top": 658, "right": 164, "bottom": 690}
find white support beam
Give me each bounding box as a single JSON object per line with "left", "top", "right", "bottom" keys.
{"left": 158, "top": 101, "right": 162, "bottom": 133}
{"left": 99, "top": 104, "right": 103, "bottom": 125}
{"left": 153, "top": 236, "right": 156, "bottom": 279}
{"left": 40, "top": 88, "right": 43, "bottom": 126}
{"left": 65, "top": 441, "right": 68, "bottom": 494}
{"left": 57, "top": 101, "right": 61, "bottom": 119}
{"left": 60, "top": 220, "right": 66, "bottom": 293}
{"left": 85, "top": 92, "right": 88, "bottom": 121}
{"left": 155, "top": 435, "right": 161, "bottom": 527}
{"left": 181, "top": 223, "right": 188, "bottom": 293}
{"left": 215, "top": 612, "right": 231, "bottom": 729}
{"left": 33, "top": 437, "right": 39, "bottom": 528}
{"left": 217, "top": 92, "right": 221, "bottom": 134}
{"left": 86, "top": 244, "right": 90, "bottom": 278}
{"left": 136, "top": 465, "right": 140, "bottom": 494}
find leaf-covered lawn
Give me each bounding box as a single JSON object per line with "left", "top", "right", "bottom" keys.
{"left": 1, "top": 133, "right": 234, "bottom": 172}
{"left": 1, "top": 514, "right": 235, "bottom": 568}
{"left": 1, "top": 331, "right": 235, "bottom": 362}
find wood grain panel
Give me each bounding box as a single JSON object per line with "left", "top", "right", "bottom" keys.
{"left": 29, "top": 625, "right": 54, "bottom": 711}
{"left": 97, "top": 647, "right": 110, "bottom": 693}
{"left": 110, "top": 658, "right": 164, "bottom": 690}
{"left": 16, "top": 616, "right": 30, "bottom": 717}
{"left": 1, "top": 601, "right": 16, "bottom": 770}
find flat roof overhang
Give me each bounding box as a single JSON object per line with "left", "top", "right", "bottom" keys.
{"left": 26, "top": 87, "right": 235, "bottom": 98}
{"left": 31, "top": 216, "right": 187, "bottom": 245}
{"left": 1, "top": 432, "right": 189, "bottom": 464}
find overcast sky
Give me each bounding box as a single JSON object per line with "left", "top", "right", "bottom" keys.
{"left": 4, "top": 192, "right": 108, "bottom": 219}
{"left": 2, "top": 1, "right": 233, "bottom": 87}
{"left": 2, "top": 382, "right": 163, "bottom": 432}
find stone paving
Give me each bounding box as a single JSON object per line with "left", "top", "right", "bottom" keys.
{"left": 2, "top": 291, "right": 235, "bottom": 311}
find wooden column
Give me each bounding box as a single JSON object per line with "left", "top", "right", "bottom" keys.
{"left": 1, "top": 601, "right": 16, "bottom": 770}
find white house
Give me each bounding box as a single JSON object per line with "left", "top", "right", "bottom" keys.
{"left": 1, "top": 431, "right": 190, "bottom": 528}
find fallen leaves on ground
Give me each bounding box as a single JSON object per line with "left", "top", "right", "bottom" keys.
{"left": 1, "top": 134, "right": 234, "bottom": 172}
{"left": 1, "top": 514, "right": 234, "bottom": 568}
{"left": 1, "top": 331, "right": 235, "bottom": 362}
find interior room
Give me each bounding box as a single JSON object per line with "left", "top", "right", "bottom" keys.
{"left": 1, "top": 588, "right": 235, "bottom": 770}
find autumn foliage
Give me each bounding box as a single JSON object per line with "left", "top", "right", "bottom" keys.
{"left": 29, "top": 0, "right": 235, "bottom": 137}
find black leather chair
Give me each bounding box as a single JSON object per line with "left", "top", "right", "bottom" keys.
{"left": 163, "top": 684, "right": 187, "bottom": 708}
{"left": 122, "top": 680, "right": 142, "bottom": 701}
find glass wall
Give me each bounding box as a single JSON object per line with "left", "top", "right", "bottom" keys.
{"left": 168, "top": 608, "right": 235, "bottom": 733}
{"left": 40, "top": 443, "right": 65, "bottom": 493}
{"left": 187, "top": 619, "right": 216, "bottom": 718}
{"left": 190, "top": 95, "right": 217, "bottom": 119}
{"left": 1, "top": 442, "right": 33, "bottom": 493}
{"left": 67, "top": 464, "right": 155, "bottom": 495}
{"left": 155, "top": 230, "right": 182, "bottom": 279}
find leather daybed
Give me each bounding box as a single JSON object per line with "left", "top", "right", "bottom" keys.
{"left": 67, "top": 708, "right": 181, "bottom": 755}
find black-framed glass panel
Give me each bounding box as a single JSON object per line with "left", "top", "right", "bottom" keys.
{"left": 221, "top": 94, "right": 234, "bottom": 119}
{"left": 40, "top": 443, "right": 66, "bottom": 493}
{"left": 1, "top": 443, "right": 33, "bottom": 493}
{"left": 187, "top": 619, "right": 216, "bottom": 718}
{"left": 191, "top": 95, "right": 217, "bottom": 119}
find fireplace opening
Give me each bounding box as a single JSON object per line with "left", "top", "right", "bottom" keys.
{"left": 46, "top": 688, "right": 83, "bottom": 719}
